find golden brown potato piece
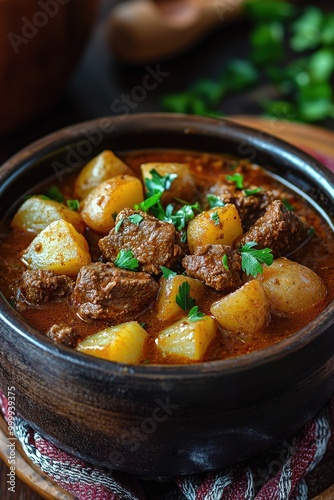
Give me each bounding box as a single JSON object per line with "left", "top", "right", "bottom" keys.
{"left": 187, "top": 204, "right": 243, "bottom": 253}
{"left": 156, "top": 275, "right": 208, "bottom": 322}
{"left": 257, "top": 257, "right": 327, "bottom": 314}
{"left": 11, "top": 196, "right": 85, "bottom": 234}
{"left": 211, "top": 280, "right": 270, "bottom": 334}
{"left": 155, "top": 316, "right": 216, "bottom": 362}
{"left": 21, "top": 220, "right": 91, "bottom": 276}
{"left": 74, "top": 150, "right": 133, "bottom": 199}
{"left": 76, "top": 322, "right": 148, "bottom": 364}
{"left": 80, "top": 175, "right": 144, "bottom": 234}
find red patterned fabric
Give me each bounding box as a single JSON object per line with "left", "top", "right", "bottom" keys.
{"left": 0, "top": 147, "right": 333, "bottom": 499}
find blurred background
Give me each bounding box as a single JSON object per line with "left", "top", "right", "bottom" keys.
{"left": 0, "top": 0, "right": 333, "bottom": 165}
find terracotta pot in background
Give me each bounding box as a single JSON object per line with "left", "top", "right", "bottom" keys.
{"left": 0, "top": 0, "right": 98, "bottom": 135}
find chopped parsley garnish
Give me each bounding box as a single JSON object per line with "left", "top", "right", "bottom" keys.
{"left": 127, "top": 214, "right": 144, "bottom": 225}
{"left": 114, "top": 249, "right": 139, "bottom": 271}
{"left": 161, "top": 266, "right": 177, "bottom": 279}
{"left": 210, "top": 211, "right": 220, "bottom": 226}
{"left": 46, "top": 185, "right": 64, "bottom": 202}
{"left": 239, "top": 241, "right": 274, "bottom": 277}
{"left": 188, "top": 306, "right": 205, "bottom": 322}
{"left": 67, "top": 199, "right": 80, "bottom": 211}
{"left": 226, "top": 173, "right": 244, "bottom": 189}
{"left": 115, "top": 218, "right": 124, "bottom": 233}
{"left": 135, "top": 192, "right": 163, "bottom": 213}
{"left": 140, "top": 323, "right": 147, "bottom": 330}
{"left": 180, "top": 232, "right": 187, "bottom": 243}
{"left": 164, "top": 202, "right": 200, "bottom": 231}
{"left": 145, "top": 169, "right": 178, "bottom": 197}
{"left": 222, "top": 254, "right": 229, "bottom": 270}
{"left": 244, "top": 187, "right": 262, "bottom": 197}
{"left": 207, "top": 194, "right": 225, "bottom": 209}
{"left": 282, "top": 198, "right": 295, "bottom": 211}
{"left": 112, "top": 212, "right": 118, "bottom": 221}
{"left": 308, "top": 226, "right": 316, "bottom": 236}
{"left": 176, "top": 282, "right": 196, "bottom": 312}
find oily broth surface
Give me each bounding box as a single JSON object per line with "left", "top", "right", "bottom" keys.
{"left": 0, "top": 150, "right": 333, "bottom": 365}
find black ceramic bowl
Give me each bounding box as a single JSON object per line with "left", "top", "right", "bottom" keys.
{"left": 0, "top": 114, "right": 333, "bottom": 477}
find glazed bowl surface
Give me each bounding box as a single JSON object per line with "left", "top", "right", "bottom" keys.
{"left": 0, "top": 114, "right": 333, "bottom": 476}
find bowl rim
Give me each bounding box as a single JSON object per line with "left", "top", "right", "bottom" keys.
{"left": 0, "top": 112, "right": 333, "bottom": 379}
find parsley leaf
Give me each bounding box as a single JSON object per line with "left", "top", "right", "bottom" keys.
{"left": 135, "top": 192, "right": 162, "bottom": 213}
{"left": 114, "top": 249, "right": 139, "bottom": 271}
{"left": 67, "top": 199, "right": 80, "bottom": 211}
{"left": 176, "top": 282, "right": 196, "bottom": 312}
{"left": 161, "top": 266, "right": 177, "bottom": 279}
{"left": 188, "top": 306, "right": 205, "bottom": 322}
{"left": 239, "top": 242, "right": 274, "bottom": 277}
{"left": 226, "top": 173, "right": 244, "bottom": 189}
{"left": 282, "top": 199, "right": 295, "bottom": 211}
{"left": 244, "top": 187, "right": 262, "bottom": 197}
{"left": 164, "top": 203, "right": 200, "bottom": 231}
{"left": 210, "top": 211, "right": 220, "bottom": 225}
{"left": 207, "top": 194, "right": 225, "bottom": 209}
{"left": 222, "top": 254, "right": 229, "bottom": 270}
{"left": 115, "top": 218, "right": 124, "bottom": 233}
{"left": 46, "top": 186, "right": 64, "bottom": 202}
{"left": 145, "top": 169, "right": 178, "bottom": 197}
{"left": 127, "top": 214, "right": 144, "bottom": 225}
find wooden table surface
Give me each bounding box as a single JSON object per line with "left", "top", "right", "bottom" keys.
{"left": 0, "top": 0, "right": 333, "bottom": 498}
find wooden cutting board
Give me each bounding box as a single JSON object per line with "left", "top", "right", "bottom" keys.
{"left": 0, "top": 117, "right": 333, "bottom": 500}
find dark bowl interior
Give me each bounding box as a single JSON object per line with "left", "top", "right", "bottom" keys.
{"left": 0, "top": 114, "right": 333, "bottom": 476}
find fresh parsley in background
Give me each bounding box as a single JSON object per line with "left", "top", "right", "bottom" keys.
{"left": 161, "top": 0, "right": 334, "bottom": 124}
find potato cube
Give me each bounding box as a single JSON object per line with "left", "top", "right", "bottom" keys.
{"left": 257, "top": 258, "right": 327, "bottom": 315}
{"left": 156, "top": 275, "right": 207, "bottom": 322}
{"left": 80, "top": 175, "right": 144, "bottom": 234}
{"left": 11, "top": 196, "right": 85, "bottom": 234}
{"left": 140, "top": 162, "right": 196, "bottom": 204}
{"left": 21, "top": 219, "right": 91, "bottom": 276}
{"left": 187, "top": 204, "right": 243, "bottom": 253}
{"left": 155, "top": 316, "right": 216, "bottom": 362}
{"left": 74, "top": 150, "right": 133, "bottom": 199}
{"left": 76, "top": 322, "right": 148, "bottom": 364}
{"left": 210, "top": 280, "right": 270, "bottom": 334}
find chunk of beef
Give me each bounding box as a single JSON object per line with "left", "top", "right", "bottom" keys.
{"left": 47, "top": 324, "right": 78, "bottom": 347}
{"left": 99, "top": 208, "right": 182, "bottom": 275}
{"left": 237, "top": 200, "right": 305, "bottom": 257}
{"left": 210, "top": 184, "right": 275, "bottom": 230}
{"left": 18, "top": 270, "right": 73, "bottom": 305}
{"left": 182, "top": 245, "right": 242, "bottom": 292}
{"left": 72, "top": 262, "right": 159, "bottom": 322}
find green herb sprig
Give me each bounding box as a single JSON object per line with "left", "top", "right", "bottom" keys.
{"left": 239, "top": 241, "right": 274, "bottom": 277}
{"left": 114, "top": 249, "right": 139, "bottom": 271}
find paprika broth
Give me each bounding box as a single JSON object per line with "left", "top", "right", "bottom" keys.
{"left": 0, "top": 150, "right": 333, "bottom": 365}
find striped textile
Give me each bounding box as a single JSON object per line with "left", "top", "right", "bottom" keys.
{"left": 1, "top": 390, "right": 334, "bottom": 499}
